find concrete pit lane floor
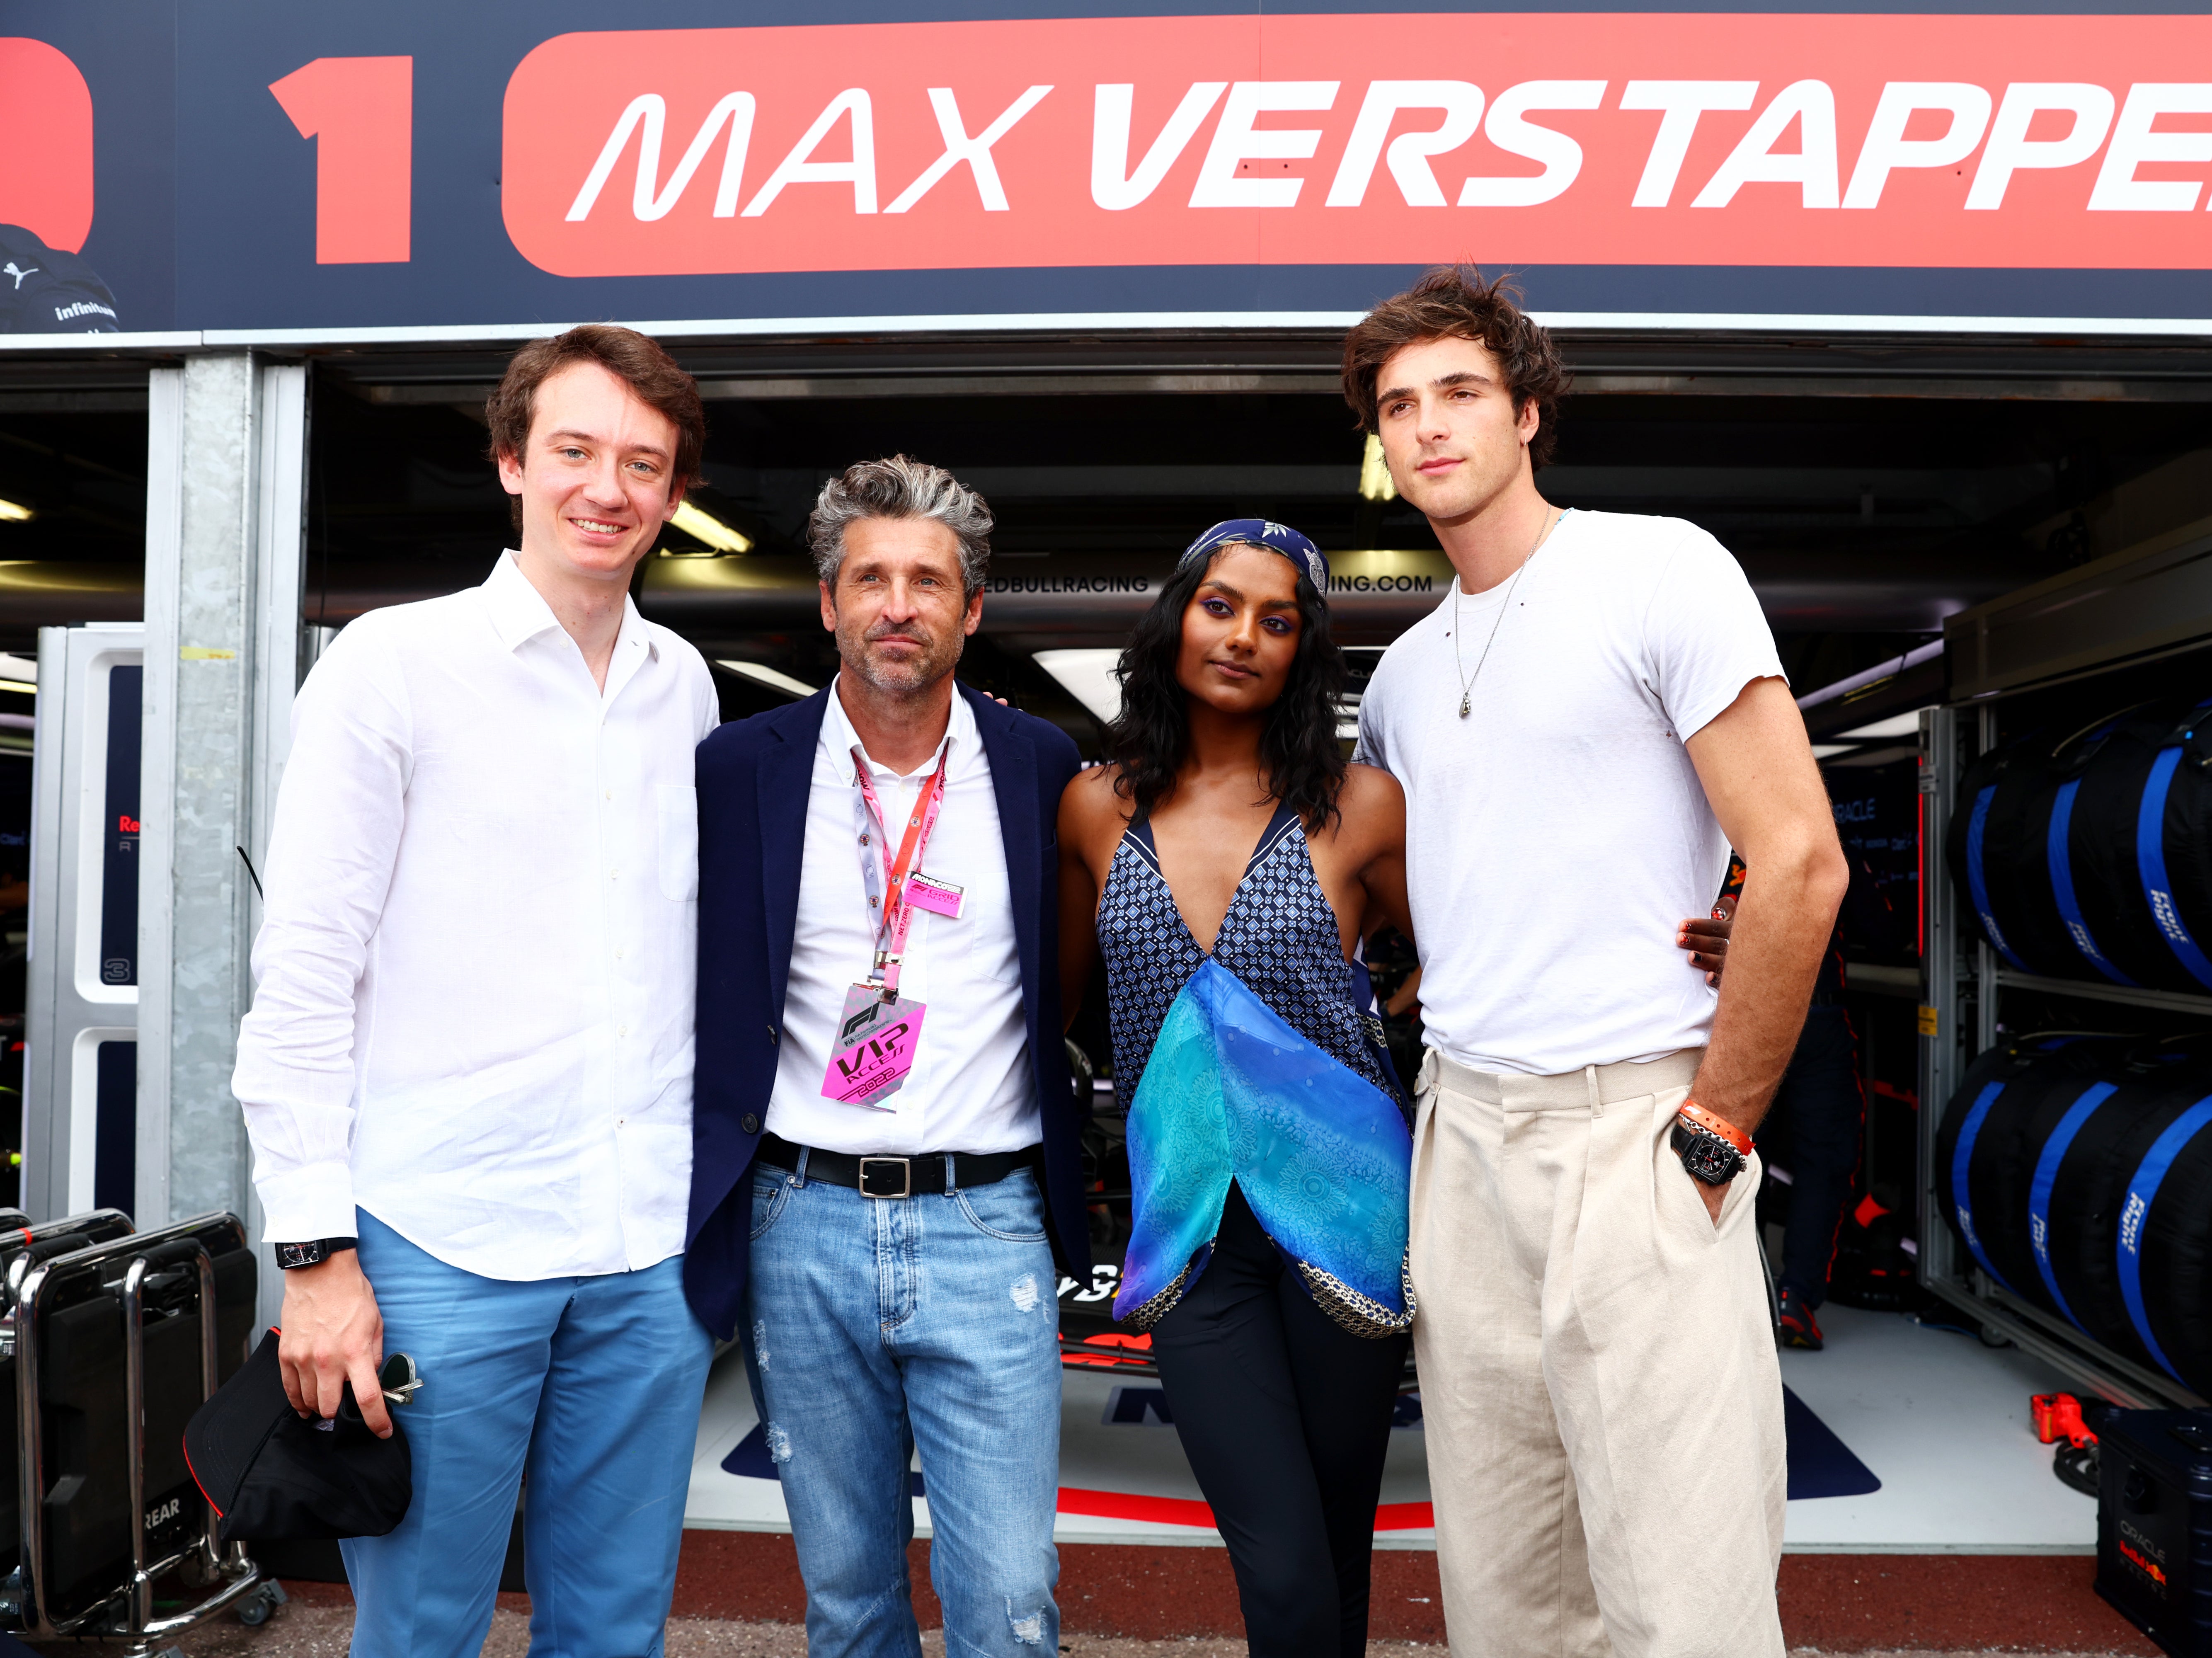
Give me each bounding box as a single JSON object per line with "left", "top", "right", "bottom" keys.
{"left": 37, "top": 1303, "right": 2159, "bottom": 1657}
{"left": 26, "top": 1611, "right": 2153, "bottom": 1658}
{"left": 36, "top": 1553, "right": 2160, "bottom": 1658}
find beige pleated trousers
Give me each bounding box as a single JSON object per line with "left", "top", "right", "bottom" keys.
{"left": 1409, "top": 1047, "right": 1786, "bottom": 1658}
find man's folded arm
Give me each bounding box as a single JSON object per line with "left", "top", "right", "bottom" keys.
{"left": 230, "top": 630, "right": 413, "bottom": 1241}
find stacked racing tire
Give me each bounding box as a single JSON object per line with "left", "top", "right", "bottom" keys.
{"left": 1946, "top": 696, "right": 2212, "bottom": 993}
{"left": 1937, "top": 1033, "right": 2212, "bottom": 1393}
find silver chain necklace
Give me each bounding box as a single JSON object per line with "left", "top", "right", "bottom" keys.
{"left": 1452, "top": 507, "right": 1560, "bottom": 719}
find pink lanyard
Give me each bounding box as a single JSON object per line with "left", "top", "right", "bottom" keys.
{"left": 851, "top": 741, "right": 951, "bottom": 998}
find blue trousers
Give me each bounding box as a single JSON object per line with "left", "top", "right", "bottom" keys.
{"left": 743, "top": 1160, "right": 1063, "bottom": 1658}
{"left": 340, "top": 1211, "right": 714, "bottom": 1658}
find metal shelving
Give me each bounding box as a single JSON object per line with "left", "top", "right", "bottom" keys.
{"left": 1994, "top": 970, "right": 2212, "bottom": 1020}
{"left": 1918, "top": 539, "right": 2212, "bottom": 1412}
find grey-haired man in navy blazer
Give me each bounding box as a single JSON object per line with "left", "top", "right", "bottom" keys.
{"left": 683, "top": 456, "right": 1090, "bottom": 1658}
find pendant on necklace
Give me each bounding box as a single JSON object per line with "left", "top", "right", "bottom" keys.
{"left": 1459, "top": 694, "right": 1471, "bottom": 719}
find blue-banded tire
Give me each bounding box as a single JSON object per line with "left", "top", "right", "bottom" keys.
{"left": 1945, "top": 740, "right": 2073, "bottom": 977}
{"left": 2040, "top": 1040, "right": 2212, "bottom": 1377}
{"left": 2112, "top": 1085, "right": 2212, "bottom": 1393}
{"left": 1943, "top": 708, "right": 2142, "bottom": 984}
{"left": 1933, "top": 1035, "right": 2132, "bottom": 1316}
{"left": 2062, "top": 699, "right": 2212, "bottom": 994}
{"left": 1934, "top": 1032, "right": 2212, "bottom": 1386}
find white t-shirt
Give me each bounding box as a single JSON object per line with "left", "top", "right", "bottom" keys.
{"left": 1355, "top": 510, "right": 1784, "bottom": 1076}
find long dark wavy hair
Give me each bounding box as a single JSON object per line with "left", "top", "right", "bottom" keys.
{"left": 1106, "top": 543, "right": 1349, "bottom": 831}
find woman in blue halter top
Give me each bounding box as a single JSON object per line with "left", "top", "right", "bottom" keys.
{"left": 1058, "top": 520, "right": 1732, "bottom": 1658}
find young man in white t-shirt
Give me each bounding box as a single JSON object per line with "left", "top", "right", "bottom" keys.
{"left": 1348, "top": 269, "right": 1847, "bottom": 1658}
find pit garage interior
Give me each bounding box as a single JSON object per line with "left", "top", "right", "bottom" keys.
{"left": 6, "top": 322, "right": 2212, "bottom": 1556}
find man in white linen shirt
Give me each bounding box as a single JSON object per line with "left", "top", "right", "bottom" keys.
{"left": 230, "top": 325, "right": 720, "bottom": 1658}
{"left": 1346, "top": 269, "right": 1849, "bottom": 1658}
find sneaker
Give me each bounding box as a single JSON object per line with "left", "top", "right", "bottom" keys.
{"left": 1778, "top": 1285, "right": 1825, "bottom": 1350}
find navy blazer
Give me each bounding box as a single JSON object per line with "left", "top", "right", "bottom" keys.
{"left": 683, "top": 681, "right": 1091, "bottom": 1340}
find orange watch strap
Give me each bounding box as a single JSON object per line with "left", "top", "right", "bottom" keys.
{"left": 1679, "top": 1100, "right": 1753, "bottom": 1156}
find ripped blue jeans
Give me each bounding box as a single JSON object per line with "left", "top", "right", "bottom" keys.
{"left": 744, "top": 1160, "right": 1062, "bottom": 1658}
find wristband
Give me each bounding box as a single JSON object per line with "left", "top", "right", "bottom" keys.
{"left": 1678, "top": 1100, "right": 1752, "bottom": 1156}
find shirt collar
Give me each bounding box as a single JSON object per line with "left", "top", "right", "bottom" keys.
{"left": 479, "top": 550, "right": 658, "bottom": 663}
{"left": 823, "top": 674, "right": 972, "bottom": 783}
{"left": 480, "top": 551, "right": 563, "bottom": 650}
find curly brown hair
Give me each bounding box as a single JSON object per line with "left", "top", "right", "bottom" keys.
{"left": 1340, "top": 266, "right": 1571, "bottom": 470}
{"left": 485, "top": 325, "right": 706, "bottom": 530}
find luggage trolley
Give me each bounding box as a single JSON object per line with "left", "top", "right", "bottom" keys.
{"left": 0, "top": 1207, "right": 132, "bottom": 1583}
{"left": 3, "top": 1208, "right": 134, "bottom": 1307}
{"left": 6, "top": 1212, "right": 267, "bottom": 1653}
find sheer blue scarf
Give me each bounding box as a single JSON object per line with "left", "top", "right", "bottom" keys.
{"left": 1115, "top": 958, "right": 1413, "bottom": 1336}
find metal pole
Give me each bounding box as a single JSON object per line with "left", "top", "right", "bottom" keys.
{"left": 245, "top": 362, "right": 311, "bottom": 1338}
{"left": 1975, "top": 705, "right": 2001, "bottom": 1059}
{"left": 1918, "top": 705, "right": 1961, "bottom": 1289}
{"left": 21, "top": 626, "right": 71, "bottom": 1222}
{"left": 141, "top": 355, "right": 287, "bottom": 1235}
{"left": 194, "top": 1247, "right": 220, "bottom": 1578}
{"left": 120, "top": 1256, "right": 153, "bottom": 1637}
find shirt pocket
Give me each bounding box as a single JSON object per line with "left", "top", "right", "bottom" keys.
{"left": 954, "top": 885, "right": 1023, "bottom": 985}
{"left": 657, "top": 783, "right": 699, "bottom": 902}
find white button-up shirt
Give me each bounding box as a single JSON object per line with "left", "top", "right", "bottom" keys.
{"left": 232, "top": 552, "right": 720, "bottom": 1280}
{"left": 763, "top": 679, "right": 1038, "bottom": 1155}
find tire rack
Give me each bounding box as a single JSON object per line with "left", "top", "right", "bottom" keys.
{"left": 1919, "top": 526, "right": 2212, "bottom": 1412}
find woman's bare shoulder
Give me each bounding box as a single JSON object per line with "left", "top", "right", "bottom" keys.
{"left": 1060, "top": 764, "right": 1133, "bottom": 842}
{"left": 1062, "top": 762, "right": 1124, "bottom": 807}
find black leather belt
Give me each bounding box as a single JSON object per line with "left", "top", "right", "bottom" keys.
{"left": 755, "top": 1133, "right": 1038, "bottom": 1199}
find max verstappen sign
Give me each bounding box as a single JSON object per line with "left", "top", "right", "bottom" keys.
{"left": 503, "top": 15, "right": 2212, "bottom": 278}
{"left": 6, "top": 5, "right": 2212, "bottom": 335}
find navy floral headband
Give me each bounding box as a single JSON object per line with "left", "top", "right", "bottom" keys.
{"left": 1177, "top": 518, "right": 1330, "bottom": 594}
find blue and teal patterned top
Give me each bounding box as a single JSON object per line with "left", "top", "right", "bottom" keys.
{"left": 1096, "top": 800, "right": 1412, "bottom": 1335}
{"left": 1098, "top": 801, "right": 1401, "bottom": 1118}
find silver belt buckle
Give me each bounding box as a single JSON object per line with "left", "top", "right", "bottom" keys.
{"left": 858, "top": 1156, "right": 912, "bottom": 1199}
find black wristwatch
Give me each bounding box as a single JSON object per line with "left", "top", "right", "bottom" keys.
{"left": 1671, "top": 1119, "right": 1746, "bottom": 1187}
{"left": 274, "top": 1237, "right": 358, "bottom": 1271}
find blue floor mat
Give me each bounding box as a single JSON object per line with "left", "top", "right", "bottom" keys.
{"left": 724, "top": 1389, "right": 1873, "bottom": 1505}
{"left": 1785, "top": 1384, "right": 1882, "bottom": 1499}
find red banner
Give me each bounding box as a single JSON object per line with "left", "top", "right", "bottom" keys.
{"left": 501, "top": 14, "right": 2212, "bottom": 280}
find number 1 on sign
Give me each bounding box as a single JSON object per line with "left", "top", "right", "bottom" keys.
{"left": 267, "top": 57, "right": 414, "bottom": 264}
